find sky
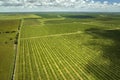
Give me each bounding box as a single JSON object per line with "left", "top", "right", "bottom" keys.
{"left": 0, "top": 0, "right": 120, "bottom": 12}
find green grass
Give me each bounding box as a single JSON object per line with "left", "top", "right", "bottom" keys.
{"left": 23, "top": 18, "right": 41, "bottom": 26}
{"left": 15, "top": 13, "right": 120, "bottom": 80}
{"left": 0, "top": 13, "right": 41, "bottom": 19}
{"left": 0, "top": 19, "right": 20, "bottom": 31}
{"left": 0, "top": 19, "right": 20, "bottom": 80}
{"left": 0, "top": 13, "right": 120, "bottom": 80}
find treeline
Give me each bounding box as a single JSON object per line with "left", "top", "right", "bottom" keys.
{"left": 0, "top": 31, "right": 16, "bottom": 34}
{"left": 14, "top": 19, "right": 22, "bottom": 45}
{"left": 1, "top": 19, "right": 21, "bottom": 45}
{"left": 4, "top": 32, "right": 18, "bottom": 44}
{"left": 14, "top": 33, "right": 19, "bottom": 44}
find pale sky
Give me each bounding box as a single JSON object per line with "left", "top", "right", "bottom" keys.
{"left": 0, "top": 0, "right": 120, "bottom": 12}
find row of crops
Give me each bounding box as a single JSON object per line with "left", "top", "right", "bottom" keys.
{"left": 15, "top": 36, "right": 120, "bottom": 80}
{"left": 14, "top": 13, "right": 120, "bottom": 80}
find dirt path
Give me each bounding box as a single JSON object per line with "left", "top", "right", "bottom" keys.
{"left": 12, "top": 19, "right": 24, "bottom": 80}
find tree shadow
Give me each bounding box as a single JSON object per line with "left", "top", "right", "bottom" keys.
{"left": 85, "top": 28, "right": 120, "bottom": 80}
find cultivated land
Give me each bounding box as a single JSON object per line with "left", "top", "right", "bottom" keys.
{"left": 0, "top": 12, "right": 120, "bottom": 80}
{"left": 0, "top": 19, "right": 20, "bottom": 80}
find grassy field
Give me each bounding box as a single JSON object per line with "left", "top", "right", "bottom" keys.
{"left": 14, "top": 13, "right": 120, "bottom": 80}
{"left": 0, "top": 12, "right": 120, "bottom": 80}
{"left": 0, "top": 19, "right": 20, "bottom": 80}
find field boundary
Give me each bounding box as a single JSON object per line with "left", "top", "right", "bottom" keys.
{"left": 11, "top": 18, "right": 24, "bottom": 80}
{"left": 21, "top": 31, "right": 83, "bottom": 40}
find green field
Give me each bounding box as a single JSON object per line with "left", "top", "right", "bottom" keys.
{"left": 0, "top": 19, "right": 20, "bottom": 80}
{"left": 0, "top": 12, "right": 120, "bottom": 80}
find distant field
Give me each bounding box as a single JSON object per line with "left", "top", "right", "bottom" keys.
{"left": 0, "top": 13, "right": 120, "bottom": 80}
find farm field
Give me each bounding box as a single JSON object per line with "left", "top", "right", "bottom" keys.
{"left": 0, "top": 12, "right": 120, "bottom": 80}
{"left": 0, "top": 19, "right": 20, "bottom": 80}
